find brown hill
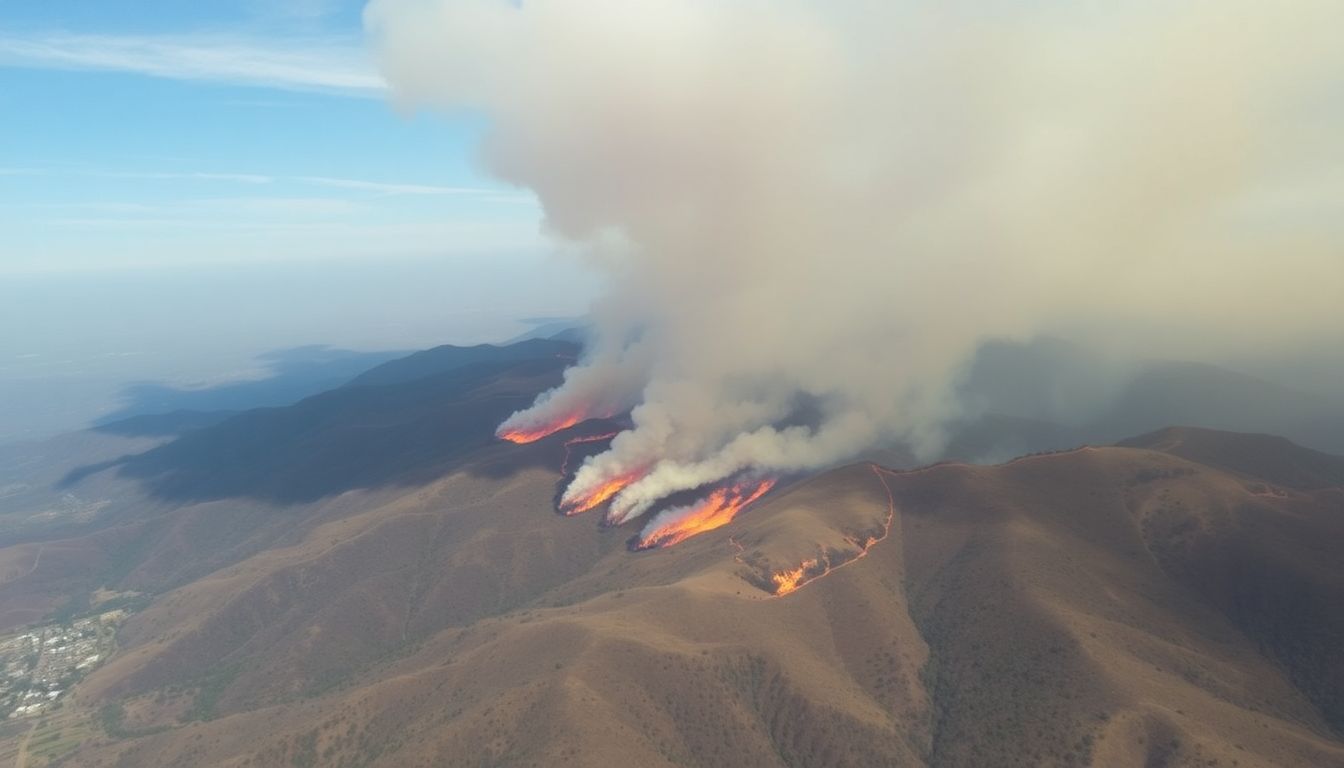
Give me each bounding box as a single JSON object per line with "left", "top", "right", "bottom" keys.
{"left": 0, "top": 346, "right": 574, "bottom": 632}
{"left": 1119, "top": 425, "right": 1344, "bottom": 490}
{"left": 0, "top": 427, "right": 1334, "bottom": 767}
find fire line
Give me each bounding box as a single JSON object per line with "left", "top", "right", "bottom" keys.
{"left": 635, "top": 479, "right": 778, "bottom": 550}
{"left": 767, "top": 464, "right": 895, "bottom": 597}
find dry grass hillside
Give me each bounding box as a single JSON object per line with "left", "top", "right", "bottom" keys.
{"left": 1, "top": 427, "right": 1334, "bottom": 767}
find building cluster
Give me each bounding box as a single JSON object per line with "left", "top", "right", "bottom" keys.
{"left": 0, "top": 611, "right": 122, "bottom": 719}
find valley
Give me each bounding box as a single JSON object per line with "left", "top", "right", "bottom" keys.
{"left": 0, "top": 344, "right": 1339, "bottom": 766}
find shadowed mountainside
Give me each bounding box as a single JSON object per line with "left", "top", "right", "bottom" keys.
{"left": 10, "top": 428, "right": 1338, "bottom": 768}
{"left": 1120, "top": 426, "right": 1344, "bottom": 490}
{"left": 0, "top": 342, "right": 576, "bottom": 627}
{"left": 61, "top": 341, "right": 578, "bottom": 504}
{"left": 92, "top": 346, "right": 411, "bottom": 434}
{"left": 342, "top": 338, "right": 576, "bottom": 389}
{"left": 1, "top": 337, "right": 1341, "bottom": 766}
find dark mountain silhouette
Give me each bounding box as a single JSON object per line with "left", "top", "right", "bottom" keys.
{"left": 93, "top": 409, "right": 239, "bottom": 438}
{"left": 93, "top": 345, "right": 409, "bottom": 435}
{"left": 64, "top": 354, "right": 571, "bottom": 504}
{"left": 343, "top": 337, "right": 577, "bottom": 388}
{"left": 2, "top": 338, "right": 1341, "bottom": 766}
{"left": 12, "top": 426, "right": 1342, "bottom": 768}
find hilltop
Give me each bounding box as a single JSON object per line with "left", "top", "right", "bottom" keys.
{"left": 0, "top": 340, "right": 1339, "bottom": 766}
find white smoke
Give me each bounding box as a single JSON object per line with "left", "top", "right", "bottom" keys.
{"left": 496, "top": 332, "right": 649, "bottom": 440}
{"left": 367, "top": 0, "right": 1344, "bottom": 522}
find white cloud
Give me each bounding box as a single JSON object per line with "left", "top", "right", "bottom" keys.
{"left": 0, "top": 31, "right": 383, "bottom": 96}
{"left": 4, "top": 167, "right": 516, "bottom": 199}
{"left": 102, "top": 171, "right": 276, "bottom": 185}
{"left": 294, "top": 176, "right": 498, "bottom": 196}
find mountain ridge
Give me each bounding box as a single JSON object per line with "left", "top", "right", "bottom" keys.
{"left": 0, "top": 339, "right": 1340, "bottom": 766}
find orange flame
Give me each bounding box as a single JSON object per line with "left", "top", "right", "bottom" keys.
{"left": 771, "top": 558, "right": 821, "bottom": 596}
{"left": 498, "top": 412, "right": 587, "bottom": 444}
{"left": 767, "top": 465, "right": 895, "bottom": 597}
{"left": 635, "top": 479, "right": 777, "bottom": 550}
{"left": 560, "top": 468, "right": 647, "bottom": 516}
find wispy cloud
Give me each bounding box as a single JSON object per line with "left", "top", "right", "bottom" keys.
{"left": 45, "top": 198, "right": 367, "bottom": 229}
{"left": 4, "top": 167, "right": 513, "bottom": 198}
{"left": 102, "top": 171, "right": 276, "bottom": 185}
{"left": 0, "top": 31, "right": 383, "bottom": 96}
{"left": 294, "top": 176, "right": 500, "bottom": 196}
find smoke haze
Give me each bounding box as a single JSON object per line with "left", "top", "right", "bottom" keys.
{"left": 367, "top": 0, "right": 1344, "bottom": 523}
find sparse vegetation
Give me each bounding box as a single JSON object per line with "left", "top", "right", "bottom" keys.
{"left": 1, "top": 415, "right": 1342, "bottom": 766}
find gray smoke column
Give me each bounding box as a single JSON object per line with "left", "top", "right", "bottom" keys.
{"left": 366, "top": 0, "right": 1344, "bottom": 524}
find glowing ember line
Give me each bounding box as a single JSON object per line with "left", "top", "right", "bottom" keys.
{"left": 635, "top": 479, "right": 777, "bottom": 550}
{"left": 770, "top": 465, "right": 896, "bottom": 597}
{"left": 560, "top": 432, "right": 620, "bottom": 476}
{"left": 771, "top": 558, "right": 820, "bottom": 595}
{"left": 497, "top": 412, "right": 586, "bottom": 444}
{"left": 560, "top": 468, "right": 648, "bottom": 516}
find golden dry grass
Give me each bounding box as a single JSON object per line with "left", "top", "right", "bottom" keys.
{"left": 3, "top": 434, "right": 1342, "bottom": 767}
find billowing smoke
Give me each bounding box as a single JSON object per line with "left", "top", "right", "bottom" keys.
{"left": 366, "top": 0, "right": 1344, "bottom": 526}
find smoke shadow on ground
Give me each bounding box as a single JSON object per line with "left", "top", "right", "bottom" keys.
{"left": 59, "top": 342, "right": 578, "bottom": 505}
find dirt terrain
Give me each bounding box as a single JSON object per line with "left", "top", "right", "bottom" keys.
{"left": 0, "top": 342, "right": 1339, "bottom": 767}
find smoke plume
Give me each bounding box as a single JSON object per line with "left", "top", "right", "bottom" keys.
{"left": 367, "top": 0, "right": 1344, "bottom": 527}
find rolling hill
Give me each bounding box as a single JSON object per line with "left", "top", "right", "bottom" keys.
{"left": 0, "top": 340, "right": 1340, "bottom": 766}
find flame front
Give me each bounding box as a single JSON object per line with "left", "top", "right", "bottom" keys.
{"left": 560, "top": 468, "right": 647, "bottom": 516}
{"left": 497, "top": 412, "right": 587, "bottom": 444}
{"left": 767, "top": 465, "right": 896, "bottom": 597}
{"left": 635, "top": 479, "right": 777, "bottom": 550}
{"left": 771, "top": 558, "right": 820, "bottom": 596}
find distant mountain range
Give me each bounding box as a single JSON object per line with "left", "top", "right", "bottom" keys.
{"left": 0, "top": 337, "right": 1339, "bottom": 766}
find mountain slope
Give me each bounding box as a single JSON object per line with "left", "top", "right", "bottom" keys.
{"left": 343, "top": 338, "right": 577, "bottom": 389}
{"left": 32, "top": 431, "right": 1344, "bottom": 768}
{"left": 0, "top": 345, "right": 574, "bottom": 633}
{"left": 1, "top": 334, "right": 1341, "bottom": 767}
{"left": 1120, "top": 426, "right": 1344, "bottom": 490}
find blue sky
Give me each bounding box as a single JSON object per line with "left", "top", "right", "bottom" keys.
{"left": 0, "top": 0, "right": 551, "bottom": 274}
{"left": 0, "top": 0, "right": 598, "bottom": 442}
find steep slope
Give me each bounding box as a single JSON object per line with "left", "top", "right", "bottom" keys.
{"left": 343, "top": 338, "right": 577, "bottom": 389}
{"left": 29, "top": 430, "right": 1344, "bottom": 767}
{"left": 91, "top": 346, "right": 410, "bottom": 430}
{"left": 1120, "top": 426, "right": 1344, "bottom": 490}
{"left": 0, "top": 344, "right": 573, "bottom": 634}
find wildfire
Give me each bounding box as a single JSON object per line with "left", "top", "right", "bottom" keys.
{"left": 771, "top": 559, "right": 819, "bottom": 596}
{"left": 634, "top": 479, "right": 777, "bottom": 550}
{"left": 767, "top": 465, "right": 896, "bottom": 597}
{"left": 560, "top": 468, "right": 647, "bottom": 516}
{"left": 497, "top": 412, "right": 587, "bottom": 444}
{"left": 560, "top": 432, "right": 620, "bottom": 477}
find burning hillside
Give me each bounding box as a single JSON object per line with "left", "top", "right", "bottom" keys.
{"left": 497, "top": 414, "right": 584, "bottom": 445}
{"left": 767, "top": 466, "right": 896, "bottom": 596}
{"left": 634, "top": 478, "right": 777, "bottom": 550}
{"left": 373, "top": 0, "right": 1344, "bottom": 554}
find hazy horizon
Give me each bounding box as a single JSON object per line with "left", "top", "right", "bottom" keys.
{"left": 0, "top": 255, "right": 599, "bottom": 444}
{"left": 0, "top": 4, "right": 1342, "bottom": 765}
{"left": 0, "top": 0, "right": 603, "bottom": 444}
